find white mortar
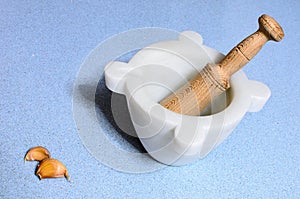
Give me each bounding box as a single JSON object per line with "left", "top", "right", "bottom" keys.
{"left": 105, "top": 31, "right": 270, "bottom": 165}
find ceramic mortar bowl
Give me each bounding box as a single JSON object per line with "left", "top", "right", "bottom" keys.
{"left": 105, "top": 31, "right": 270, "bottom": 166}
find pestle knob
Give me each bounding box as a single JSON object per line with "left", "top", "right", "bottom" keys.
{"left": 160, "top": 14, "right": 284, "bottom": 116}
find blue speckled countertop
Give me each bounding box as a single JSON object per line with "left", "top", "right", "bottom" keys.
{"left": 1, "top": 0, "right": 299, "bottom": 198}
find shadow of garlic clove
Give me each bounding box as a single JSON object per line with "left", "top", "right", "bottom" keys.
{"left": 24, "top": 146, "right": 51, "bottom": 162}
{"left": 36, "top": 158, "right": 70, "bottom": 181}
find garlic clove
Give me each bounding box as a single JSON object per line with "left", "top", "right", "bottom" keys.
{"left": 36, "top": 158, "right": 70, "bottom": 181}
{"left": 24, "top": 146, "right": 51, "bottom": 162}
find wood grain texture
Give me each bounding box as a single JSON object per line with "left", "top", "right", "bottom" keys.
{"left": 160, "top": 14, "right": 284, "bottom": 115}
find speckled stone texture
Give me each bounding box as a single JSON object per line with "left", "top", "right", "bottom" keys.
{"left": 1, "top": 0, "right": 299, "bottom": 198}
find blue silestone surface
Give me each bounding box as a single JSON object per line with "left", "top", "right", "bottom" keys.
{"left": 0, "top": 0, "right": 299, "bottom": 198}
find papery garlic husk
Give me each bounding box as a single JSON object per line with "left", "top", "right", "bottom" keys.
{"left": 36, "top": 158, "right": 70, "bottom": 181}
{"left": 24, "top": 146, "right": 51, "bottom": 162}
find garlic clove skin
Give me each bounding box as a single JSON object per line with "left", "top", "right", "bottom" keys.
{"left": 24, "top": 146, "right": 51, "bottom": 162}
{"left": 36, "top": 158, "right": 70, "bottom": 181}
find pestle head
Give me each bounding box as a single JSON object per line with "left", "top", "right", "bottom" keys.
{"left": 259, "top": 14, "right": 284, "bottom": 42}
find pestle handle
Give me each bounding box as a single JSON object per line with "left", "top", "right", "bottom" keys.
{"left": 160, "top": 14, "right": 284, "bottom": 116}
{"left": 219, "top": 14, "right": 284, "bottom": 77}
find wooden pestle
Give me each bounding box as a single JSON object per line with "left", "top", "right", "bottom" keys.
{"left": 160, "top": 14, "right": 284, "bottom": 116}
